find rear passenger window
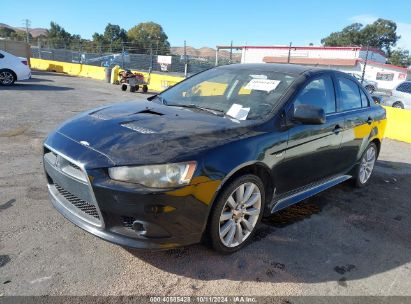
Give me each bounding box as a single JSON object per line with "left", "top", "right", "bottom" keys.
{"left": 338, "top": 78, "right": 362, "bottom": 111}
{"left": 294, "top": 75, "right": 336, "bottom": 114}
{"left": 360, "top": 89, "right": 369, "bottom": 107}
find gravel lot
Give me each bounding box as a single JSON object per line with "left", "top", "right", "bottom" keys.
{"left": 0, "top": 71, "right": 411, "bottom": 297}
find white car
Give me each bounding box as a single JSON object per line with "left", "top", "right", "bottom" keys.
{"left": 0, "top": 50, "right": 31, "bottom": 85}
{"left": 385, "top": 81, "right": 411, "bottom": 109}
{"left": 347, "top": 73, "right": 378, "bottom": 94}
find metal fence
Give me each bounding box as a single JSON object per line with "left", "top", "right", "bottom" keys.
{"left": 30, "top": 46, "right": 240, "bottom": 76}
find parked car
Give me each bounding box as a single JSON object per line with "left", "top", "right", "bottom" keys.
{"left": 43, "top": 64, "right": 386, "bottom": 253}
{"left": 0, "top": 50, "right": 31, "bottom": 85}
{"left": 347, "top": 73, "right": 378, "bottom": 94}
{"left": 384, "top": 81, "right": 411, "bottom": 109}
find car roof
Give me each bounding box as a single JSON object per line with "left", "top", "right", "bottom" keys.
{"left": 218, "top": 63, "right": 321, "bottom": 75}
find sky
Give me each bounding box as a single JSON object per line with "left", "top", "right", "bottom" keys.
{"left": 1, "top": 0, "right": 410, "bottom": 50}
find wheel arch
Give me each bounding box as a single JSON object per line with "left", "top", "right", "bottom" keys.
{"left": 201, "top": 161, "right": 275, "bottom": 241}
{"left": 207, "top": 162, "right": 274, "bottom": 220}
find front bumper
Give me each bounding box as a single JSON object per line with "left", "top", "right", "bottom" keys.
{"left": 43, "top": 133, "right": 213, "bottom": 250}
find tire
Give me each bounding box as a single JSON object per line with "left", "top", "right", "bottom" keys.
{"left": 208, "top": 174, "right": 265, "bottom": 254}
{"left": 135, "top": 85, "right": 139, "bottom": 92}
{"left": 121, "top": 84, "right": 127, "bottom": 91}
{"left": 353, "top": 142, "right": 377, "bottom": 188}
{"left": 392, "top": 102, "right": 404, "bottom": 109}
{"left": 0, "top": 69, "right": 16, "bottom": 86}
{"left": 365, "top": 85, "right": 375, "bottom": 94}
{"left": 142, "top": 85, "right": 148, "bottom": 93}
{"left": 130, "top": 86, "right": 136, "bottom": 92}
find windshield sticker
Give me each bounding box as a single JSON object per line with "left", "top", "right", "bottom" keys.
{"left": 244, "top": 79, "right": 281, "bottom": 92}
{"left": 226, "top": 103, "right": 250, "bottom": 120}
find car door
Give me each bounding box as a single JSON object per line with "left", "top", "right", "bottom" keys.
{"left": 336, "top": 75, "right": 374, "bottom": 171}
{"left": 276, "top": 73, "right": 346, "bottom": 194}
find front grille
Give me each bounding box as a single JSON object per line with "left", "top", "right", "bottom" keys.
{"left": 54, "top": 183, "right": 100, "bottom": 220}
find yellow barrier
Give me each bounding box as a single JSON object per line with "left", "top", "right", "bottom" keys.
{"left": 30, "top": 58, "right": 184, "bottom": 92}
{"left": 383, "top": 106, "right": 411, "bottom": 144}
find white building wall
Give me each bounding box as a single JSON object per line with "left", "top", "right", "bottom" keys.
{"left": 241, "top": 47, "right": 382, "bottom": 64}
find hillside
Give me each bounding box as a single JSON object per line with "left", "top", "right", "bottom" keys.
{"left": 0, "top": 23, "right": 48, "bottom": 38}
{"left": 171, "top": 46, "right": 241, "bottom": 60}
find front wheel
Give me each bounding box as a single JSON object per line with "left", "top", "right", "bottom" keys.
{"left": 0, "top": 69, "right": 16, "bottom": 86}
{"left": 353, "top": 143, "right": 377, "bottom": 188}
{"left": 208, "top": 174, "right": 265, "bottom": 254}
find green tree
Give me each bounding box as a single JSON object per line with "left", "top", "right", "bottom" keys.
{"left": 127, "top": 22, "right": 170, "bottom": 54}
{"left": 92, "top": 23, "right": 127, "bottom": 52}
{"left": 388, "top": 49, "right": 411, "bottom": 68}
{"left": 321, "top": 23, "right": 364, "bottom": 47}
{"left": 0, "top": 27, "right": 16, "bottom": 38}
{"left": 321, "top": 19, "right": 400, "bottom": 55}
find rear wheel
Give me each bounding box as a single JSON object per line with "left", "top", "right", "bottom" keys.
{"left": 0, "top": 69, "right": 16, "bottom": 86}
{"left": 353, "top": 143, "right": 377, "bottom": 188}
{"left": 208, "top": 174, "right": 265, "bottom": 254}
{"left": 142, "top": 85, "right": 148, "bottom": 93}
{"left": 130, "top": 85, "right": 136, "bottom": 92}
{"left": 392, "top": 102, "right": 404, "bottom": 109}
{"left": 121, "top": 84, "right": 127, "bottom": 91}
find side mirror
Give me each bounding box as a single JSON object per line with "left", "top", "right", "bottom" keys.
{"left": 293, "top": 104, "right": 326, "bottom": 124}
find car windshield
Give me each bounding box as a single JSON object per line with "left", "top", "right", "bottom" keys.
{"left": 158, "top": 67, "right": 296, "bottom": 120}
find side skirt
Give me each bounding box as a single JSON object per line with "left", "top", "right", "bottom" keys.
{"left": 270, "top": 175, "right": 352, "bottom": 214}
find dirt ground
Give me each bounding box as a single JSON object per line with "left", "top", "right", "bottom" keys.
{"left": 0, "top": 71, "right": 410, "bottom": 298}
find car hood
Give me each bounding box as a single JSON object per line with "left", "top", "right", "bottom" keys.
{"left": 56, "top": 100, "right": 254, "bottom": 166}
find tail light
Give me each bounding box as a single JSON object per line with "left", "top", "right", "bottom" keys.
{"left": 21, "top": 60, "right": 28, "bottom": 66}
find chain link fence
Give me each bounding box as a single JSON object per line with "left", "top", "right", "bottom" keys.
{"left": 30, "top": 45, "right": 240, "bottom": 76}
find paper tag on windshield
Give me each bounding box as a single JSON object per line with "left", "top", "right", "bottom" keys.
{"left": 227, "top": 104, "right": 250, "bottom": 120}
{"left": 244, "top": 79, "right": 281, "bottom": 92}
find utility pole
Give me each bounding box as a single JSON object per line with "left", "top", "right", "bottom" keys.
{"left": 361, "top": 45, "right": 369, "bottom": 85}
{"left": 229, "top": 40, "right": 233, "bottom": 63}
{"left": 184, "top": 40, "right": 188, "bottom": 78}
{"left": 22, "top": 19, "right": 31, "bottom": 44}
{"left": 287, "top": 42, "right": 292, "bottom": 63}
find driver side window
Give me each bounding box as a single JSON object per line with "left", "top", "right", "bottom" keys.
{"left": 294, "top": 75, "right": 336, "bottom": 114}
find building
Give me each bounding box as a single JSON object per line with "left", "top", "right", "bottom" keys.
{"left": 217, "top": 45, "right": 411, "bottom": 90}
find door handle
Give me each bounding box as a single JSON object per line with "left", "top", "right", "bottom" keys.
{"left": 366, "top": 117, "right": 373, "bottom": 125}
{"left": 333, "top": 124, "right": 343, "bottom": 134}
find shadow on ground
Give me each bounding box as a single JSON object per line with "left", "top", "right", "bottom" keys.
{"left": 126, "top": 160, "right": 411, "bottom": 284}
{"left": 0, "top": 83, "right": 73, "bottom": 91}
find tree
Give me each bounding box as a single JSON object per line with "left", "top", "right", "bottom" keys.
{"left": 388, "top": 49, "right": 411, "bottom": 68}
{"left": 127, "top": 22, "right": 170, "bottom": 54}
{"left": 91, "top": 23, "right": 127, "bottom": 52}
{"left": 0, "top": 27, "right": 16, "bottom": 38}
{"left": 321, "top": 19, "right": 400, "bottom": 55}
{"left": 361, "top": 19, "right": 400, "bottom": 56}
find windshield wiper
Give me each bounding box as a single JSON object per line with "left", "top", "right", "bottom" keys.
{"left": 167, "top": 104, "right": 225, "bottom": 117}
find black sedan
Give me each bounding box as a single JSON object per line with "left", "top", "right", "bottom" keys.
{"left": 43, "top": 64, "right": 386, "bottom": 253}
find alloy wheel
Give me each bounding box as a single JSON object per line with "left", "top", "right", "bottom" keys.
{"left": 0, "top": 71, "right": 14, "bottom": 85}
{"left": 359, "top": 146, "right": 376, "bottom": 184}
{"left": 219, "top": 182, "right": 261, "bottom": 248}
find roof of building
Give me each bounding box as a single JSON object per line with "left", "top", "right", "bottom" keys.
{"left": 261, "top": 56, "right": 411, "bottom": 72}
{"left": 217, "top": 45, "right": 387, "bottom": 57}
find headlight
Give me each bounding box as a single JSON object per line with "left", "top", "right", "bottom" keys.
{"left": 108, "top": 162, "right": 197, "bottom": 188}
